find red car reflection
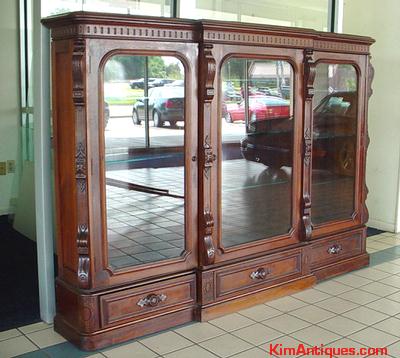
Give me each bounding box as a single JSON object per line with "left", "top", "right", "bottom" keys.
{"left": 224, "top": 95, "right": 290, "bottom": 123}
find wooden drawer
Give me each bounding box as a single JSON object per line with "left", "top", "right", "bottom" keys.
{"left": 215, "top": 250, "right": 302, "bottom": 299}
{"left": 310, "top": 232, "right": 363, "bottom": 268}
{"left": 100, "top": 275, "right": 196, "bottom": 328}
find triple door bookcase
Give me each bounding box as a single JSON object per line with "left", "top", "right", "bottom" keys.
{"left": 43, "top": 12, "right": 374, "bottom": 350}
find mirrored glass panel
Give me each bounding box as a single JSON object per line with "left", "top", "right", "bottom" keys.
{"left": 311, "top": 63, "right": 358, "bottom": 225}
{"left": 103, "top": 55, "right": 185, "bottom": 270}
{"left": 221, "top": 58, "right": 294, "bottom": 247}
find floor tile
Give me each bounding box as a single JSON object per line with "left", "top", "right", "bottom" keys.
{"left": 230, "top": 347, "right": 272, "bottom": 358}
{"left": 140, "top": 331, "right": 192, "bottom": 355}
{"left": 342, "top": 306, "right": 389, "bottom": 326}
{"left": 174, "top": 322, "right": 224, "bottom": 343}
{"left": 314, "top": 296, "right": 359, "bottom": 314}
{"left": 348, "top": 327, "right": 399, "bottom": 348}
{"left": 238, "top": 305, "right": 281, "bottom": 321}
{"left": 0, "top": 335, "right": 38, "bottom": 358}
{"left": 339, "top": 289, "right": 380, "bottom": 305}
{"left": 290, "top": 325, "right": 341, "bottom": 345}
{"left": 367, "top": 241, "right": 394, "bottom": 251}
{"left": 209, "top": 313, "right": 255, "bottom": 332}
{"left": 43, "top": 341, "right": 99, "bottom": 358}
{"left": 352, "top": 268, "right": 391, "bottom": 281}
{"left": 0, "top": 328, "right": 21, "bottom": 342}
{"left": 314, "top": 280, "right": 354, "bottom": 295}
{"left": 262, "top": 314, "right": 311, "bottom": 334}
{"left": 373, "top": 262, "right": 400, "bottom": 274}
{"left": 292, "top": 288, "right": 331, "bottom": 303}
{"left": 387, "top": 340, "right": 400, "bottom": 358}
{"left": 231, "top": 323, "right": 283, "bottom": 345}
{"left": 289, "top": 305, "right": 335, "bottom": 324}
{"left": 366, "top": 298, "right": 400, "bottom": 315}
{"left": 18, "top": 322, "right": 53, "bottom": 335}
{"left": 266, "top": 296, "right": 308, "bottom": 312}
{"left": 260, "top": 335, "right": 308, "bottom": 357}
{"left": 103, "top": 341, "right": 157, "bottom": 358}
{"left": 326, "top": 338, "right": 368, "bottom": 358}
{"left": 358, "top": 282, "right": 399, "bottom": 297}
{"left": 380, "top": 275, "right": 400, "bottom": 289}
{"left": 374, "top": 317, "right": 400, "bottom": 337}
{"left": 387, "top": 291, "right": 400, "bottom": 302}
{"left": 163, "top": 345, "right": 218, "bottom": 358}
{"left": 26, "top": 327, "right": 66, "bottom": 348}
{"left": 332, "top": 273, "right": 372, "bottom": 288}
{"left": 199, "top": 333, "right": 253, "bottom": 358}
{"left": 15, "top": 351, "right": 49, "bottom": 358}
{"left": 317, "top": 316, "right": 366, "bottom": 336}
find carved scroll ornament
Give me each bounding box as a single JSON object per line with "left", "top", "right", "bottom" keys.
{"left": 203, "top": 209, "right": 215, "bottom": 264}
{"left": 304, "top": 48, "right": 316, "bottom": 99}
{"left": 77, "top": 224, "right": 90, "bottom": 286}
{"left": 203, "top": 44, "right": 216, "bottom": 101}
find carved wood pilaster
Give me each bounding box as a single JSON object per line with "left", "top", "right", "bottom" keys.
{"left": 362, "top": 57, "right": 375, "bottom": 224}
{"left": 72, "top": 38, "right": 90, "bottom": 286}
{"left": 199, "top": 43, "right": 217, "bottom": 265}
{"left": 301, "top": 49, "right": 316, "bottom": 241}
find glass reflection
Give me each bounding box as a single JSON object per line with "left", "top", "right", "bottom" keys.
{"left": 221, "top": 58, "right": 294, "bottom": 247}
{"left": 311, "top": 64, "right": 358, "bottom": 225}
{"left": 103, "top": 55, "right": 185, "bottom": 270}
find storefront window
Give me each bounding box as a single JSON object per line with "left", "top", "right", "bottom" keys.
{"left": 42, "top": 0, "right": 172, "bottom": 17}
{"left": 178, "top": 0, "right": 330, "bottom": 31}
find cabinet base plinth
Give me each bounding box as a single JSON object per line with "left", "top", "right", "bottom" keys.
{"left": 197, "top": 275, "right": 316, "bottom": 321}
{"left": 312, "top": 253, "right": 370, "bottom": 281}
{"left": 54, "top": 307, "right": 196, "bottom": 351}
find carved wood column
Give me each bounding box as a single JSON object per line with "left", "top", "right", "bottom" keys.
{"left": 73, "top": 38, "right": 90, "bottom": 288}
{"left": 198, "top": 43, "right": 216, "bottom": 266}
{"left": 361, "top": 56, "right": 374, "bottom": 224}
{"left": 301, "top": 48, "right": 316, "bottom": 241}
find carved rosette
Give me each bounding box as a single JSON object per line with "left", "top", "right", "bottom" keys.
{"left": 77, "top": 224, "right": 90, "bottom": 286}
{"left": 204, "top": 135, "right": 216, "bottom": 179}
{"left": 301, "top": 49, "right": 316, "bottom": 241}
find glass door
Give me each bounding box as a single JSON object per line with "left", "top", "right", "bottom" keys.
{"left": 98, "top": 51, "right": 198, "bottom": 282}
{"left": 310, "top": 58, "right": 364, "bottom": 237}
{"left": 211, "top": 52, "right": 302, "bottom": 263}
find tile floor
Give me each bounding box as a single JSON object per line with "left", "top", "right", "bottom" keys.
{"left": 2, "top": 231, "right": 400, "bottom": 358}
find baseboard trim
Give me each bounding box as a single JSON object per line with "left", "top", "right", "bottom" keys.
{"left": 367, "top": 219, "right": 396, "bottom": 233}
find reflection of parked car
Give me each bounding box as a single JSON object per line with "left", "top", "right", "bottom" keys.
{"left": 240, "top": 91, "right": 357, "bottom": 174}
{"left": 130, "top": 78, "right": 174, "bottom": 89}
{"left": 132, "top": 86, "right": 184, "bottom": 127}
{"left": 165, "top": 79, "right": 184, "bottom": 87}
{"left": 224, "top": 95, "right": 290, "bottom": 123}
{"left": 104, "top": 102, "right": 110, "bottom": 128}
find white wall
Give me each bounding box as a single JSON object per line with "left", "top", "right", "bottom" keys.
{"left": 343, "top": 0, "right": 400, "bottom": 232}
{"left": 0, "top": 0, "right": 20, "bottom": 215}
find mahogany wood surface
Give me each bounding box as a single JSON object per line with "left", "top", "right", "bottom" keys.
{"left": 43, "top": 11, "right": 374, "bottom": 350}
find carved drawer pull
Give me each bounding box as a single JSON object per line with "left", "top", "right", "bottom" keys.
{"left": 137, "top": 293, "right": 167, "bottom": 308}
{"left": 250, "top": 268, "right": 269, "bottom": 280}
{"left": 327, "top": 244, "right": 342, "bottom": 255}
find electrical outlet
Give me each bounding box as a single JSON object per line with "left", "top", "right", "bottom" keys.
{"left": 0, "top": 162, "right": 6, "bottom": 175}
{"left": 7, "top": 160, "right": 15, "bottom": 173}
